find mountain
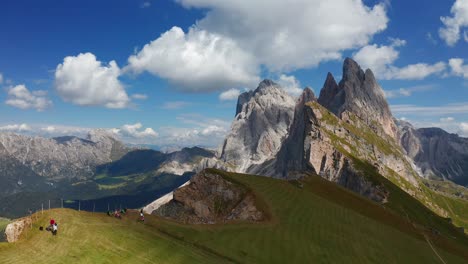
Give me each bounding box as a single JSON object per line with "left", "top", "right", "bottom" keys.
{"left": 218, "top": 79, "right": 296, "bottom": 172}
{"left": 0, "top": 129, "right": 215, "bottom": 218}
{"left": 318, "top": 58, "right": 397, "bottom": 139}
{"left": 186, "top": 58, "right": 468, "bottom": 228}
{"left": 0, "top": 129, "right": 128, "bottom": 182}
{"left": 397, "top": 120, "right": 468, "bottom": 186}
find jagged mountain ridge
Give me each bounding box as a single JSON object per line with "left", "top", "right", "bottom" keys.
{"left": 397, "top": 120, "right": 468, "bottom": 186}
{"left": 191, "top": 58, "right": 468, "bottom": 223}
{"left": 318, "top": 58, "right": 397, "bottom": 139}
{"left": 0, "top": 129, "right": 129, "bottom": 182}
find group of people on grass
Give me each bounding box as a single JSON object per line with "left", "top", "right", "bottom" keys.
{"left": 41, "top": 218, "right": 58, "bottom": 236}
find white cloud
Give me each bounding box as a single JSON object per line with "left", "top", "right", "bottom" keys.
{"left": 448, "top": 58, "right": 468, "bottom": 78}
{"left": 388, "top": 37, "right": 407, "bottom": 47}
{"left": 384, "top": 85, "right": 435, "bottom": 99}
{"left": 158, "top": 114, "right": 230, "bottom": 147}
{"left": 112, "top": 123, "right": 158, "bottom": 138}
{"left": 127, "top": 26, "right": 259, "bottom": 92}
{"left": 128, "top": 1, "right": 388, "bottom": 91}
{"left": 161, "top": 101, "right": 190, "bottom": 109}
{"left": 460, "top": 122, "right": 468, "bottom": 135}
{"left": 276, "top": 74, "right": 303, "bottom": 97}
{"left": 177, "top": 0, "right": 388, "bottom": 71}
{"left": 5, "top": 84, "right": 52, "bottom": 111}
{"left": 219, "top": 88, "right": 241, "bottom": 101}
{"left": 55, "top": 52, "right": 130, "bottom": 108}
{"left": 439, "top": 0, "right": 468, "bottom": 46}
{"left": 353, "top": 41, "right": 446, "bottom": 80}
{"left": 440, "top": 117, "right": 455, "bottom": 122}
{"left": 465, "top": 30, "right": 468, "bottom": 42}
{"left": 131, "top": 93, "right": 148, "bottom": 100}
{"left": 0, "top": 73, "right": 3, "bottom": 84}
{"left": 0, "top": 123, "right": 31, "bottom": 132}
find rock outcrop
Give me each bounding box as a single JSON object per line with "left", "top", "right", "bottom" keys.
{"left": 154, "top": 170, "right": 263, "bottom": 224}
{"left": 142, "top": 181, "right": 190, "bottom": 214}
{"left": 397, "top": 121, "right": 468, "bottom": 186}
{"left": 219, "top": 79, "right": 296, "bottom": 173}
{"left": 318, "top": 58, "right": 397, "bottom": 139}
{"left": 4, "top": 217, "right": 31, "bottom": 243}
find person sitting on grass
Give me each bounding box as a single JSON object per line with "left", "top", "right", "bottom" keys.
{"left": 52, "top": 223, "right": 58, "bottom": 236}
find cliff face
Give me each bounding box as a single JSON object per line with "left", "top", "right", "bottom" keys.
{"left": 219, "top": 79, "right": 296, "bottom": 173}
{"left": 397, "top": 121, "right": 468, "bottom": 186}
{"left": 318, "top": 58, "right": 397, "bottom": 140}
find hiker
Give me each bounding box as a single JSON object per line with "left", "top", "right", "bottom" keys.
{"left": 114, "top": 210, "right": 121, "bottom": 219}
{"left": 46, "top": 218, "right": 55, "bottom": 231}
{"left": 52, "top": 223, "right": 58, "bottom": 236}
{"left": 139, "top": 211, "right": 145, "bottom": 222}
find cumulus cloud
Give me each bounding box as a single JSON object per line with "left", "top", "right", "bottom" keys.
{"left": 178, "top": 0, "right": 387, "bottom": 71}
{"left": 219, "top": 88, "right": 241, "bottom": 101}
{"left": 127, "top": 27, "right": 259, "bottom": 92}
{"left": 127, "top": 0, "right": 388, "bottom": 91}
{"left": 353, "top": 41, "right": 446, "bottom": 80}
{"left": 448, "top": 58, "right": 468, "bottom": 78}
{"left": 439, "top": 0, "right": 468, "bottom": 46}
{"left": 276, "top": 74, "right": 303, "bottom": 97}
{"left": 161, "top": 101, "right": 190, "bottom": 109}
{"left": 112, "top": 123, "right": 158, "bottom": 138}
{"left": 5, "top": 85, "right": 52, "bottom": 111}
{"left": 0, "top": 123, "right": 31, "bottom": 132}
{"left": 55, "top": 52, "right": 130, "bottom": 108}
{"left": 131, "top": 93, "right": 148, "bottom": 100}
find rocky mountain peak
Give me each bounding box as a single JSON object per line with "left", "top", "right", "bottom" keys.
{"left": 235, "top": 79, "right": 290, "bottom": 116}
{"left": 299, "top": 87, "right": 316, "bottom": 104}
{"left": 342, "top": 57, "right": 365, "bottom": 82}
{"left": 220, "top": 79, "right": 296, "bottom": 173}
{"left": 318, "top": 58, "right": 397, "bottom": 139}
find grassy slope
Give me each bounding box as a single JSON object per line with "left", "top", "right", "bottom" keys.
{"left": 0, "top": 209, "right": 220, "bottom": 264}
{"left": 1, "top": 169, "right": 467, "bottom": 263}
{"left": 309, "top": 101, "right": 468, "bottom": 233}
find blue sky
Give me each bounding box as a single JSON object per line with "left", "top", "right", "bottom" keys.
{"left": 1, "top": 0, "right": 468, "bottom": 148}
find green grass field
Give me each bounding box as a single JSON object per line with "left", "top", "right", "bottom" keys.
{"left": 0, "top": 169, "right": 467, "bottom": 263}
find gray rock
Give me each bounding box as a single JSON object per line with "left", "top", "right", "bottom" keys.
{"left": 318, "top": 58, "right": 397, "bottom": 139}
{"left": 397, "top": 121, "right": 468, "bottom": 186}
{"left": 0, "top": 129, "right": 129, "bottom": 183}
{"left": 219, "top": 79, "right": 296, "bottom": 173}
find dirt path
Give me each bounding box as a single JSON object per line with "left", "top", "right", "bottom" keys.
{"left": 424, "top": 235, "right": 447, "bottom": 264}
